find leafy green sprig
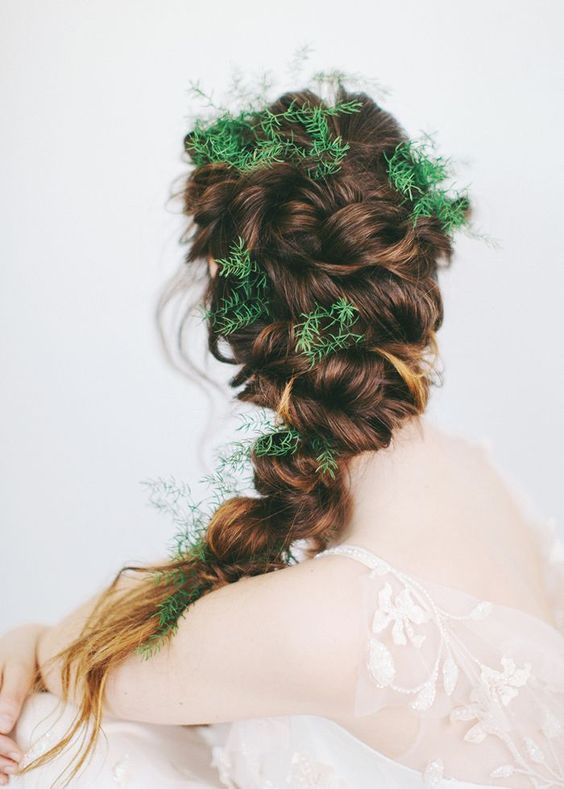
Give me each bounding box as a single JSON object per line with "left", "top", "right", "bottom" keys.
{"left": 185, "top": 97, "right": 363, "bottom": 180}
{"left": 252, "top": 422, "right": 339, "bottom": 479}
{"left": 294, "top": 297, "right": 364, "bottom": 368}
{"left": 253, "top": 424, "right": 301, "bottom": 458}
{"left": 137, "top": 416, "right": 265, "bottom": 659}
{"left": 136, "top": 476, "right": 212, "bottom": 660}
{"left": 137, "top": 408, "right": 339, "bottom": 657}
{"left": 202, "top": 236, "right": 272, "bottom": 335}
{"left": 311, "top": 435, "right": 339, "bottom": 479}
{"left": 384, "top": 137, "right": 470, "bottom": 235}
{"left": 410, "top": 190, "right": 470, "bottom": 235}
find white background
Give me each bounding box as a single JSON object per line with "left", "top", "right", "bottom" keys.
{"left": 1, "top": 0, "right": 562, "bottom": 630}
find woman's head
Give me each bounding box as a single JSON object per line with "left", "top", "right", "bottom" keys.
{"left": 25, "top": 82, "right": 470, "bottom": 783}
{"left": 177, "top": 85, "right": 466, "bottom": 561}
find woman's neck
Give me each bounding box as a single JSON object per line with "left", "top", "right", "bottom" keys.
{"left": 343, "top": 414, "right": 443, "bottom": 546}
{"left": 348, "top": 414, "right": 429, "bottom": 488}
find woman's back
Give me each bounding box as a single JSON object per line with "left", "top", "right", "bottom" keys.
{"left": 204, "top": 420, "right": 564, "bottom": 787}
{"left": 345, "top": 417, "right": 555, "bottom": 625}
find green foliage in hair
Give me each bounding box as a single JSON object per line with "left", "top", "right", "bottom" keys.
{"left": 252, "top": 422, "right": 340, "bottom": 481}
{"left": 184, "top": 97, "right": 363, "bottom": 180}
{"left": 203, "top": 236, "right": 272, "bottom": 335}
{"left": 384, "top": 138, "right": 470, "bottom": 235}
{"left": 135, "top": 476, "right": 212, "bottom": 659}
{"left": 311, "top": 435, "right": 339, "bottom": 479}
{"left": 411, "top": 190, "right": 470, "bottom": 235}
{"left": 294, "top": 297, "right": 364, "bottom": 368}
{"left": 214, "top": 235, "right": 257, "bottom": 278}
{"left": 137, "top": 406, "right": 342, "bottom": 657}
{"left": 137, "top": 410, "right": 304, "bottom": 657}
{"left": 253, "top": 424, "right": 301, "bottom": 458}
{"left": 137, "top": 567, "right": 209, "bottom": 661}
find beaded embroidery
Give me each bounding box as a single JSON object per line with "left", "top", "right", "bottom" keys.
{"left": 314, "top": 543, "right": 564, "bottom": 787}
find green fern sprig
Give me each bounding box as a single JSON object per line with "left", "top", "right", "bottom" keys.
{"left": 205, "top": 236, "right": 272, "bottom": 336}
{"left": 136, "top": 571, "right": 208, "bottom": 660}
{"left": 137, "top": 408, "right": 341, "bottom": 656}
{"left": 206, "top": 297, "right": 270, "bottom": 336}
{"left": 234, "top": 408, "right": 280, "bottom": 435}
{"left": 214, "top": 236, "right": 254, "bottom": 279}
{"left": 411, "top": 189, "right": 470, "bottom": 235}
{"left": 135, "top": 476, "right": 217, "bottom": 658}
{"left": 253, "top": 424, "right": 302, "bottom": 458}
{"left": 184, "top": 98, "right": 363, "bottom": 180}
{"left": 311, "top": 435, "right": 339, "bottom": 479}
{"left": 137, "top": 433, "right": 261, "bottom": 657}
{"left": 201, "top": 440, "right": 255, "bottom": 508}
{"left": 384, "top": 138, "right": 470, "bottom": 235}
{"left": 251, "top": 422, "right": 340, "bottom": 479}
{"left": 233, "top": 409, "right": 302, "bottom": 462}
{"left": 385, "top": 139, "right": 449, "bottom": 199}
{"left": 294, "top": 297, "right": 364, "bottom": 368}
{"left": 140, "top": 476, "right": 208, "bottom": 560}
{"left": 296, "top": 104, "right": 350, "bottom": 178}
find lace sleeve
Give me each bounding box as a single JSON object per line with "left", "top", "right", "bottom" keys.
{"left": 352, "top": 549, "right": 496, "bottom": 720}
{"left": 350, "top": 548, "right": 564, "bottom": 786}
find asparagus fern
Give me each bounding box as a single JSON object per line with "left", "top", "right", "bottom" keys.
{"left": 294, "top": 297, "right": 364, "bottom": 368}
{"left": 385, "top": 137, "right": 470, "bottom": 235}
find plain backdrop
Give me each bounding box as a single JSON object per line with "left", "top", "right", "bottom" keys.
{"left": 1, "top": 0, "right": 563, "bottom": 631}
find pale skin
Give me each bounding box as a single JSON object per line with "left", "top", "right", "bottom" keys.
{"left": 0, "top": 260, "right": 556, "bottom": 782}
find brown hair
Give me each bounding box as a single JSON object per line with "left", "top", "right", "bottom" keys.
{"left": 24, "top": 85, "right": 468, "bottom": 783}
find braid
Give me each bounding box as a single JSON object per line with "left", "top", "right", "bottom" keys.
{"left": 180, "top": 89, "right": 457, "bottom": 571}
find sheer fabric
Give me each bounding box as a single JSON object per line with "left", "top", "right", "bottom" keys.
{"left": 207, "top": 516, "right": 564, "bottom": 788}
{"left": 205, "top": 438, "right": 564, "bottom": 788}
{"left": 12, "top": 691, "right": 223, "bottom": 787}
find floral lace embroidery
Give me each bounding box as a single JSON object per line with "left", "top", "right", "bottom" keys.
{"left": 111, "top": 754, "right": 131, "bottom": 786}
{"left": 287, "top": 752, "right": 349, "bottom": 788}
{"left": 350, "top": 548, "right": 492, "bottom": 712}
{"left": 212, "top": 742, "right": 349, "bottom": 788}
{"left": 317, "top": 544, "right": 564, "bottom": 788}
{"left": 211, "top": 745, "right": 237, "bottom": 788}
{"left": 423, "top": 759, "right": 445, "bottom": 787}
{"left": 212, "top": 735, "right": 281, "bottom": 788}
{"left": 371, "top": 582, "right": 429, "bottom": 647}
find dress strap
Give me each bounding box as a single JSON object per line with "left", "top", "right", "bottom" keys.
{"left": 314, "top": 543, "right": 392, "bottom": 573}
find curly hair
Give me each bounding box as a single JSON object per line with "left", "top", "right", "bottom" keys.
{"left": 25, "top": 85, "right": 469, "bottom": 783}
{"left": 178, "top": 86, "right": 459, "bottom": 560}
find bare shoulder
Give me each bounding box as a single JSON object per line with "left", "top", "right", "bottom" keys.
{"left": 418, "top": 419, "right": 550, "bottom": 605}
{"left": 424, "top": 418, "right": 533, "bottom": 515}
{"left": 348, "top": 417, "right": 548, "bottom": 610}
{"left": 420, "top": 417, "right": 495, "bottom": 468}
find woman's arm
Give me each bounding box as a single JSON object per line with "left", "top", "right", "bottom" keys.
{"left": 37, "top": 555, "right": 363, "bottom": 726}
{"left": 0, "top": 623, "right": 46, "bottom": 781}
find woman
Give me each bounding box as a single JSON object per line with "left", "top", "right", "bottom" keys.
{"left": 0, "top": 82, "right": 562, "bottom": 788}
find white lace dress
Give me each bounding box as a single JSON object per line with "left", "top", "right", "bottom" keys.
{"left": 12, "top": 503, "right": 564, "bottom": 788}
{"left": 207, "top": 525, "right": 564, "bottom": 788}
